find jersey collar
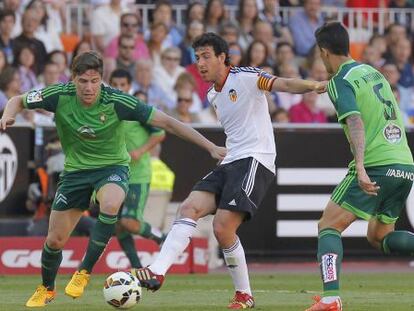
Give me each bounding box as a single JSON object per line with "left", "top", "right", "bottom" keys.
{"left": 338, "top": 59, "right": 355, "bottom": 73}
{"left": 214, "top": 66, "right": 231, "bottom": 92}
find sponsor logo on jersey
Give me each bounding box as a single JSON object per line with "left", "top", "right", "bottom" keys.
{"left": 383, "top": 123, "right": 402, "bottom": 144}
{"left": 0, "top": 134, "right": 18, "bottom": 202}
{"left": 26, "top": 89, "right": 43, "bottom": 103}
{"left": 108, "top": 174, "right": 122, "bottom": 182}
{"left": 321, "top": 253, "right": 338, "bottom": 283}
{"left": 77, "top": 125, "right": 96, "bottom": 138}
{"left": 229, "top": 89, "right": 237, "bottom": 102}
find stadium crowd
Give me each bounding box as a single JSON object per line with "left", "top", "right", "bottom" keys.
{"left": 1, "top": 0, "right": 414, "bottom": 126}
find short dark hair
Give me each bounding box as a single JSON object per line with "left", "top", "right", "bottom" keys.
{"left": 71, "top": 51, "right": 103, "bottom": 77}
{"left": 315, "top": 22, "right": 349, "bottom": 56}
{"left": 0, "top": 9, "right": 15, "bottom": 22}
{"left": 109, "top": 68, "right": 132, "bottom": 84}
{"left": 192, "top": 32, "right": 230, "bottom": 66}
{"left": 0, "top": 66, "right": 17, "bottom": 91}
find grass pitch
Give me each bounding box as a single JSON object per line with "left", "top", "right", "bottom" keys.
{"left": 1, "top": 272, "right": 413, "bottom": 311}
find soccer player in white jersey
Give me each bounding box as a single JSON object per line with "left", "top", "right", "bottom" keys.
{"left": 131, "top": 33, "right": 326, "bottom": 309}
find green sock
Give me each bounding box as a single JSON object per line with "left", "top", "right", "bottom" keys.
{"left": 138, "top": 221, "right": 165, "bottom": 244}
{"left": 79, "top": 212, "right": 117, "bottom": 273}
{"left": 317, "top": 228, "right": 343, "bottom": 297}
{"left": 117, "top": 231, "right": 142, "bottom": 268}
{"left": 41, "top": 243, "right": 62, "bottom": 290}
{"left": 382, "top": 231, "right": 414, "bottom": 255}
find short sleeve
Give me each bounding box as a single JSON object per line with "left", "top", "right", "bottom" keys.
{"left": 113, "top": 92, "right": 155, "bottom": 124}
{"left": 328, "top": 78, "right": 359, "bottom": 122}
{"left": 22, "top": 84, "right": 61, "bottom": 112}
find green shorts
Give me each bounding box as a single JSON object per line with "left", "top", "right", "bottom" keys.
{"left": 120, "top": 183, "right": 150, "bottom": 220}
{"left": 52, "top": 165, "right": 129, "bottom": 211}
{"left": 332, "top": 164, "right": 414, "bottom": 224}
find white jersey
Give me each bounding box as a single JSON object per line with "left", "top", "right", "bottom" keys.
{"left": 207, "top": 66, "right": 277, "bottom": 173}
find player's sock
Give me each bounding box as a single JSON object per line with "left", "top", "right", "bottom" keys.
{"left": 79, "top": 212, "right": 117, "bottom": 272}
{"left": 41, "top": 243, "right": 62, "bottom": 291}
{"left": 222, "top": 236, "right": 252, "bottom": 296}
{"left": 317, "top": 228, "right": 343, "bottom": 297}
{"left": 139, "top": 221, "right": 165, "bottom": 244}
{"left": 149, "top": 218, "right": 197, "bottom": 275}
{"left": 117, "top": 231, "right": 142, "bottom": 268}
{"left": 382, "top": 230, "right": 414, "bottom": 255}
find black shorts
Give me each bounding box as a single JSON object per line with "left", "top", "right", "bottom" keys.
{"left": 192, "top": 157, "right": 275, "bottom": 220}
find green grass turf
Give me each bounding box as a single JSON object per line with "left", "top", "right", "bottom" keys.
{"left": 1, "top": 272, "right": 413, "bottom": 310}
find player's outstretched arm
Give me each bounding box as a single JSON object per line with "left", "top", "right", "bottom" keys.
{"left": 149, "top": 109, "right": 226, "bottom": 161}
{"left": 0, "top": 95, "right": 25, "bottom": 130}
{"left": 272, "top": 78, "right": 327, "bottom": 94}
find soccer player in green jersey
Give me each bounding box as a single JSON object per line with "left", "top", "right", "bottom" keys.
{"left": 305, "top": 22, "right": 414, "bottom": 311}
{"left": 109, "top": 68, "right": 166, "bottom": 269}
{"left": 0, "top": 51, "right": 226, "bottom": 308}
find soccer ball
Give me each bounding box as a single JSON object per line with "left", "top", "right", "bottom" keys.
{"left": 103, "top": 271, "right": 142, "bottom": 309}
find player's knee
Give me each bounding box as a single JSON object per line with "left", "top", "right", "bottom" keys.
{"left": 213, "top": 222, "right": 232, "bottom": 244}
{"left": 46, "top": 235, "right": 65, "bottom": 250}
{"left": 100, "top": 199, "right": 122, "bottom": 215}
{"left": 179, "top": 200, "right": 201, "bottom": 220}
{"left": 119, "top": 218, "right": 140, "bottom": 233}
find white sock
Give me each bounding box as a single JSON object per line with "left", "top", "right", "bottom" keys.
{"left": 149, "top": 218, "right": 197, "bottom": 275}
{"left": 222, "top": 237, "right": 252, "bottom": 296}
{"left": 321, "top": 296, "right": 341, "bottom": 304}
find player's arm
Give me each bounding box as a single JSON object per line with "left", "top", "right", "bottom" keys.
{"left": 256, "top": 71, "right": 327, "bottom": 94}
{"left": 0, "top": 95, "right": 25, "bottom": 130}
{"left": 129, "top": 131, "right": 166, "bottom": 161}
{"left": 149, "top": 110, "right": 226, "bottom": 161}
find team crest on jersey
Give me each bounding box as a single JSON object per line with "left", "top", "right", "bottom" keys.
{"left": 27, "top": 89, "right": 43, "bottom": 103}
{"left": 383, "top": 123, "right": 402, "bottom": 144}
{"left": 229, "top": 89, "right": 237, "bottom": 102}
{"left": 100, "top": 113, "right": 106, "bottom": 123}
{"left": 77, "top": 125, "right": 96, "bottom": 139}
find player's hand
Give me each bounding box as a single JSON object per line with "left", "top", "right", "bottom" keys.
{"left": 0, "top": 117, "right": 15, "bottom": 131}
{"left": 314, "top": 81, "right": 328, "bottom": 94}
{"left": 210, "top": 145, "right": 227, "bottom": 161}
{"left": 129, "top": 149, "right": 143, "bottom": 161}
{"left": 357, "top": 168, "right": 380, "bottom": 196}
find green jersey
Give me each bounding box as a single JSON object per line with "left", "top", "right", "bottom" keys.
{"left": 327, "top": 59, "right": 413, "bottom": 168}
{"left": 124, "top": 121, "right": 164, "bottom": 184}
{"left": 23, "top": 83, "right": 155, "bottom": 171}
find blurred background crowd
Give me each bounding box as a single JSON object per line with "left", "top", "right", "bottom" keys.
{"left": 1, "top": 0, "right": 414, "bottom": 126}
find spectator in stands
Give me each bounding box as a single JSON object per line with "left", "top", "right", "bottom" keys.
{"left": 113, "top": 35, "right": 137, "bottom": 78}
{"left": 184, "top": 1, "right": 204, "bottom": 25}
{"left": 384, "top": 23, "right": 407, "bottom": 59}
{"left": 91, "top": 0, "right": 126, "bottom": 54}
{"left": 259, "top": 0, "right": 293, "bottom": 46}
{"left": 242, "top": 40, "right": 268, "bottom": 68}
{"left": 369, "top": 33, "right": 387, "bottom": 58}
{"left": 236, "top": 0, "right": 259, "bottom": 50}
{"left": 361, "top": 44, "right": 384, "bottom": 69}
{"left": 218, "top": 21, "right": 240, "bottom": 44}
{"left": 132, "top": 58, "right": 173, "bottom": 111}
{"left": 48, "top": 50, "right": 69, "bottom": 83}
{"left": 134, "top": 89, "right": 147, "bottom": 102}
{"left": 0, "top": 9, "right": 15, "bottom": 64}
{"left": 276, "top": 62, "right": 303, "bottom": 110}
{"left": 252, "top": 20, "right": 278, "bottom": 66}
{"left": 146, "top": 21, "right": 169, "bottom": 66}
{"left": 288, "top": 0, "right": 324, "bottom": 57}
{"left": 39, "top": 61, "right": 60, "bottom": 88}
{"left": 105, "top": 12, "right": 149, "bottom": 61}
{"left": 71, "top": 39, "right": 93, "bottom": 64}
{"left": 203, "top": 0, "right": 226, "bottom": 34}
{"left": 168, "top": 87, "right": 201, "bottom": 123}
{"left": 25, "top": 0, "right": 63, "bottom": 53}
{"left": 3, "top": 0, "right": 22, "bottom": 38}
{"left": 0, "top": 49, "right": 7, "bottom": 74}
{"left": 153, "top": 47, "right": 185, "bottom": 104}
{"left": 271, "top": 107, "right": 290, "bottom": 123}
{"left": 228, "top": 42, "right": 243, "bottom": 66}
{"left": 289, "top": 90, "right": 327, "bottom": 123}
{"left": 13, "top": 45, "right": 39, "bottom": 92}
{"left": 174, "top": 72, "right": 203, "bottom": 112}
{"left": 274, "top": 42, "right": 295, "bottom": 75}
{"left": 13, "top": 9, "right": 47, "bottom": 75}
{"left": 391, "top": 38, "right": 414, "bottom": 89}
{"left": 149, "top": 0, "right": 182, "bottom": 48}
{"left": 178, "top": 20, "right": 204, "bottom": 67}
{"left": 381, "top": 61, "right": 413, "bottom": 116}
{"left": 0, "top": 66, "right": 20, "bottom": 112}
{"left": 388, "top": 0, "right": 413, "bottom": 29}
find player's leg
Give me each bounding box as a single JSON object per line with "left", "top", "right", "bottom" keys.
{"left": 132, "top": 190, "right": 217, "bottom": 291}
{"left": 26, "top": 208, "right": 83, "bottom": 307}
